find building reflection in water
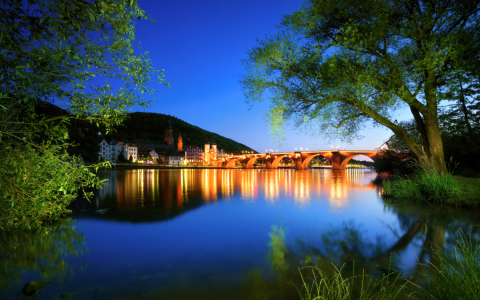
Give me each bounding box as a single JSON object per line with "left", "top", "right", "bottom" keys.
{"left": 94, "top": 168, "right": 378, "bottom": 216}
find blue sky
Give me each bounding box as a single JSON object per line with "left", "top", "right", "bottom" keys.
{"left": 130, "top": 0, "right": 408, "bottom": 155}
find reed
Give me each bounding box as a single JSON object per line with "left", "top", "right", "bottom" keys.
{"left": 292, "top": 263, "right": 412, "bottom": 300}
{"left": 413, "top": 230, "right": 480, "bottom": 300}
{"left": 292, "top": 230, "right": 480, "bottom": 300}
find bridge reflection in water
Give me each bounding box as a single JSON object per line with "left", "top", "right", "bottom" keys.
{"left": 90, "top": 169, "right": 379, "bottom": 221}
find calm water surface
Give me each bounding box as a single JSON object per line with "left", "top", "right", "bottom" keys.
{"left": 1, "top": 169, "right": 479, "bottom": 299}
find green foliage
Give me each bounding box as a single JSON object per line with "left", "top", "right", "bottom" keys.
{"left": 107, "top": 112, "right": 255, "bottom": 153}
{"left": 388, "top": 171, "right": 462, "bottom": 205}
{"left": 374, "top": 150, "right": 416, "bottom": 176}
{"left": 0, "top": 0, "right": 168, "bottom": 230}
{"left": 241, "top": 0, "right": 480, "bottom": 173}
{"left": 382, "top": 180, "right": 393, "bottom": 197}
{"left": 117, "top": 151, "right": 127, "bottom": 163}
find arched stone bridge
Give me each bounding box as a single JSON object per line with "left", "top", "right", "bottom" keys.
{"left": 212, "top": 150, "right": 378, "bottom": 170}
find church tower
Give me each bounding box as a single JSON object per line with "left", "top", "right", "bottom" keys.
{"left": 164, "top": 119, "right": 174, "bottom": 146}
{"left": 178, "top": 134, "right": 183, "bottom": 151}
{"left": 212, "top": 140, "right": 217, "bottom": 153}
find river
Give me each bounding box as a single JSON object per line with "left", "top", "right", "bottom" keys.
{"left": 1, "top": 169, "right": 479, "bottom": 299}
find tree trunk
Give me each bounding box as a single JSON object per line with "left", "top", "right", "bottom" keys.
{"left": 423, "top": 121, "right": 448, "bottom": 174}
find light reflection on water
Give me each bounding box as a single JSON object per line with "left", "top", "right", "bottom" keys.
{"left": 95, "top": 169, "right": 378, "bottom": 213}
{"left": 2, "top": 169, "right": 479, "bottom": 300}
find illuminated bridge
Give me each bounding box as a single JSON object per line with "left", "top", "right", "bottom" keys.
{"left": 212, "top": 150, "right": 379, "bottom": 170}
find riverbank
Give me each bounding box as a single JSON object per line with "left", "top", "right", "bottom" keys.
{"left": 383, "top": 173, "right": 480, "bottom": 208}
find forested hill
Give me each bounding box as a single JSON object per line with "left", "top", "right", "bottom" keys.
{"left": 108, "top": 112, "right": 255, "bottom": 153}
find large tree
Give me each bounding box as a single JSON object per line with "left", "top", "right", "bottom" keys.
{"left": 241, "top": 0, "right": 480, "bottom": 174}
{"left": 0, "top": 0, "right": 168, "bottom": 230}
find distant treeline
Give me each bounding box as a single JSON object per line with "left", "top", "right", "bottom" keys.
{"left": 34, "top": 103, "right": 255, "bottom": 162}
{"left": 106, "top": 112, "right": 255, "bottom": 153}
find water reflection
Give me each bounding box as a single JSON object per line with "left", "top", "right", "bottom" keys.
{"left": 2, "top": 169, "right": 480, "bottom": 300}
{"left": 71, "top": 169, "right": 379, "bottom": 223}
{"left": 242, "top": 203, "right": 480, "bottom": 300}
{"left": 0, "top": 219, "right": 87, "bottom": 295}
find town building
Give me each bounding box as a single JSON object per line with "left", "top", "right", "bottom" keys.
{"left": 185, "top": 145, "right": 204, "bottom": 165}
{"left": 165, "top": 151, "right": 185, "bottom": 166}
{"left": 137, "top": 148, "right": 159, "bottom": 163}
{"left": 204, "top": 140, "right": 227, "bottom": 164}
{"left": 99, "top": 139, "right": 137, "bottom": 162}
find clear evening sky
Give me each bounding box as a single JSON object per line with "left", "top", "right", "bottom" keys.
{"left": 129, "top": 0, "right": 411, "bottom": 155}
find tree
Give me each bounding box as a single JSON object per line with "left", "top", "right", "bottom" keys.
{"left": 241, "top": 0, "right": 480, "bottom": 174}
{"left": 117, "top": 152, "right": 126, "bottom": 163}
{"left": 0, "top": 0, "right": 168, "bottom": 230}
{"left": 128, "top": 154, "right": 133, "bottom": 163}
{"left": 156, "top": 157, "right": 164, "bottom": 165}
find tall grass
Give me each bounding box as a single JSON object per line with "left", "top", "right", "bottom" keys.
{"left": 292, "top": 263, "right": 413, "bottom": 300}
{"left": 414, "top": 230, "right": 480, "bottom": 300}
{"left": 386, "top": 170, "right": 461, "bottom": 205}
{"left": 292, "top": 230, "right": 480, "bottom": 300}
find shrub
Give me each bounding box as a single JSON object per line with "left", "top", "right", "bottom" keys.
{"left": 388, "top": 171, "right": 461, "bottom": 204}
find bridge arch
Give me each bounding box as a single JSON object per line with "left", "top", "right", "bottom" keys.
{"left": 301, "top": 152, "right": 333, "bottom": 169}
{"left": 340, "top": 153, "right": 377, "bottom": 169}
{"left": 225, "top": 158, "right": 239, "bottom": 169}
{"left": 246, "top": 156, "right": 260, "bottom": 169}
{"left": 269, "top": 155, "right": 290, "bottom": 168}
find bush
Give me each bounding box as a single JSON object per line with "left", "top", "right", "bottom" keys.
{"left": 415, "top": 172, "right": 461, "bottom": 204}
{"left": 388, "top": 171, "right": 461, "bottom": 204}
{"left": 374, "top": 150, "right": 416, "bottom": 176}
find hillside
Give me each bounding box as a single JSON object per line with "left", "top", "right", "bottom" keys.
{"left": 106, "top": 112, "right": 255, "bottom": 153}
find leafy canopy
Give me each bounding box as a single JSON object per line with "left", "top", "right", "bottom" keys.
{"left": 0, "top": 0, "right": 168, "bottom": 230}
{"left": 241, "top": 0, "right": 480, "bottom": 171}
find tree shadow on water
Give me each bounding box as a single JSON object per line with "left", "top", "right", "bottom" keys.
{"left": 241, "top": 204, "right": 480, "bottom": 300}
{"left": 0, "top": 218, "right": 88, "bottom": 297}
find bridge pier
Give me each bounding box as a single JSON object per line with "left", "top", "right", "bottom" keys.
{"left": 331, "top": 153, "right": 342, "bottom": 170}
{"left": 295, "top": 157, "right": 304, "bottom": 170}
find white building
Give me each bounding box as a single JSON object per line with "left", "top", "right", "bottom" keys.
{"left": 98, "top": 139, "right": 137, "bottom": 162}
{"left": 165, "top": 151, "right": 185, "bottom": 166}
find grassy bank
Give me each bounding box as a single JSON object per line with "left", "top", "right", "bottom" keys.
{"left": 293, "top": 231, "right": 480, "bottom": 300}
{"left": 382, "top": 172, "right": 480, "bottom": 208}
